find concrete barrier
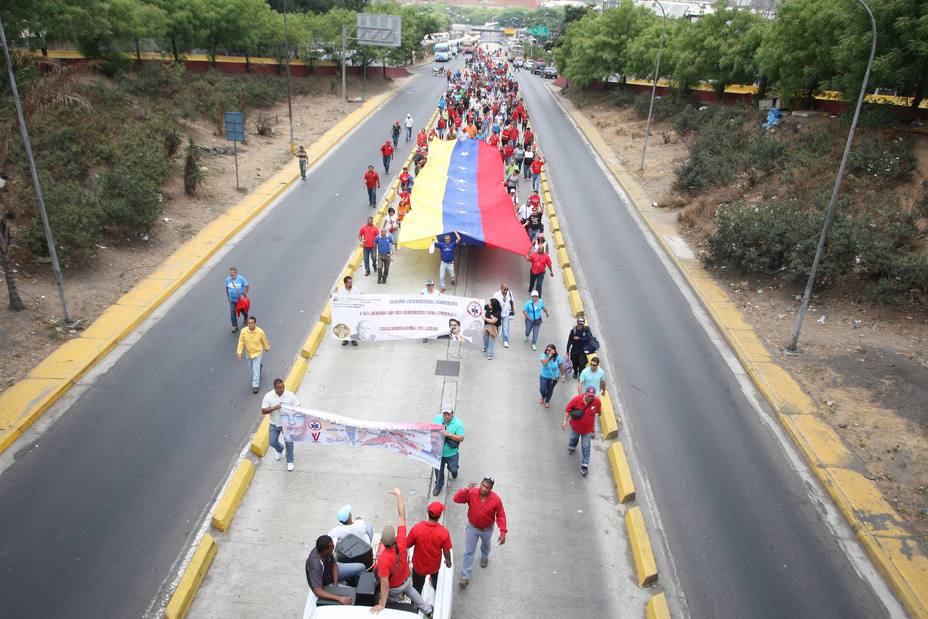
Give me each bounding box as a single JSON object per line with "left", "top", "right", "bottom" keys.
{"left": 562, "top": 267, "right": 577, "bottom": 291}
{"left": 599, "top": 391, "right": 619, "bottom": 439}
{"left": 556, "top": 246, "right": 570, "bottom": 268}
{"left": 211, "top": 459, "right": 256, "bottom": 532}
{"left": 626, "top": 506, "right": 658, "bottom": 586}
{"left": 608, "top": 442, "right": 635, "bottom": 503}
{"left": 250, "top": 416, "right": 270, "bottom": 457}
{"left": 301, "top": 322, "right": 326, "bottom": 359}
{"left": 646, "top": 593, "right": 671, "bottom": 619}
{"left": 347, "top": 247, "right": 363, "bottom": 271}
{"left": 319, "top": 301, "right": 332, "bottom": 324}
{"left": 164, "top": 533, "right": 218, "bottom": 619}
{"left": 548, "top": 214, "right": 560, "bottom": 232}
{"left": 552, "top": 230, "right": 566, "bottom": 249}
{"left": 567, "top": 290, "right": 583, "bottom": 318}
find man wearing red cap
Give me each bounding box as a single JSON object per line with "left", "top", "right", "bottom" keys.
{"left": 380, "top": 139, "right": 394, "bottom": 174}
{"left": 562, "top": 387, "right": 602, "bottom": 477}
{"left": 453, "top": 477, "right": 507, "bottom": 588}
{"left": 406, "top": 502, "right": 453, "bottom": 595}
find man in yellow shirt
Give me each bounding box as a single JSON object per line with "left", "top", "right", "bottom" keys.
{"left": 236, "top": 316, "right": 270, "bottom": 393}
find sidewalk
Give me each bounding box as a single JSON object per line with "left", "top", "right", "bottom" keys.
{"left": 189, "top": 178, "right": 648, "bottom": 617}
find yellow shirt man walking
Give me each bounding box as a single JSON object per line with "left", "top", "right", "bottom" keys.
{"left": 236, "top": 316, "right": 270, "bottom": 393}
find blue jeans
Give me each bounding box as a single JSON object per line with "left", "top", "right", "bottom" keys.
{"left": 499, "top": 314, "right": 511, "bottom": 344}
{"left": 392, "top": 133, "right": 399, "bottom": 147}
{"left": 461, "top": 522, "right": 493, "bottom": 579}
{"left": 523, "top": 161, "right": 532, "bottom": 178}
{"left": 363, "top": 247, "right": 375, "bottom": 274}
{"left": 268, "top": 423, "right": 294, "bottom": 464}
{"left": 337, "top": 562, "right": 367, "bottom": 585}
{"left": 229, "top": 300, "right": 240, "bottom": 327}
{"left": 405, "top": 126, "right": 413, "bottom": 141}
{"left": 539, "top": 375, "right": 557, "bottom": 403}
{"left": 247, "top": 354, "right": 262, "bottom": 388}
{"left": 434, "top": 452, "right": 459, "bottom": 489}
{"left": 382, "top": 155, "right": 391, "bottom": 174}
{"left": 299, "top": 159, "right": 307, "bottom": 179}
{"left": 524, "top": 318, "right": 541, "bottom": 344}
{"left": 532, "top": 172, "right": 540, "bottom": 191}
{"left": 568, "top": 429, "right": 593, "bottom": 467}
{"left": 367, "top": 186, "right": 377, "bottom": 207}
{"left": 483, "top": 332, "right": 496, "bottom": 356}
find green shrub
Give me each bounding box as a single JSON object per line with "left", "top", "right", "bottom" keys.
{"left": 672, "top": 105, "right": 699, "bottom": 136}
{"left": 184, "top": 138, "right": 205, "bottom": 195}
{"left": 633, "top": 90, "right": 695, "bottom": 121}
{"left": 609, "top": 87, "right": 637, "bottom": 108}
{"left": 25, "top": 177, "right": 104, "bottom": 265}
{"left": 747, "top": 136, "right": 785, "bottom": 169}
{"left": 849, "top": 134, "right": 916, "bottom": 182}
{"left": 674, "top": 107, "right": 750, "bottom": 191}
{"left": 127, "top": 62, "right": 186, "bottom": 98}
{"left": 98, "top": 166, "right": 163, "bottom": 237}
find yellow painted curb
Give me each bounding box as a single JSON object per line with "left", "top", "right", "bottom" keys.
{"left": 347, "top": 247, "right": 363, "bottom": 271}
{"left": 301, "top": 322, "right": 326, "bottom": 359}
{"left": 608, "top": 442, "right": 635, "bottom": 503}
{"left": 567, "top": 289, "right": 584, "bottom": 318}
{"left": 556, "top": 246, "right": 570, "bottom": 268}
{"left": 552, "top": 230, "right": 566, "bottom": 249}
{"left": 548, "top": 214, "right": 560, "bottom": 232}
{"left": 319, "top": 301, "right": 332, "bottom": 324}
{"left": 646, "top": 593, "right": 671, "bottom": 619}
{"left": 559, "top": 89, "right": 928, "bottom": 618}
{"left": 562, "top": 267, "right": 577, "bottom": 291}
{"left": 250, "top": 416, "right": 270, "bottom": 457}
{"left": 626, "top": 506, "right": 658, "bottom": 586}
{"left": 211, "top": 459, "right": 255, "bottom": 532}
{"left": 0, "top": 76, "right": 415, "bottom": 459}
{"left": 164, "top": 533, "right": 218, "bottom": 619}
{"left": 599, "top": 391, "right": 619, "bottom": 440}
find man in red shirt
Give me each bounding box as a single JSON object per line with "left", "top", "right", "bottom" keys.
{"left": 437, "top": 116, "right": 447, "bottom": 139}
{"left": 380, "top": 140, "right": 394, "bottom": 175}
{"left": 528, "top": 189, "right": 541, "bottom": 211}
{"left": 453, "top": 477, "right": 507, "bottom": 588}
{"left": 523, "top": 126, "right": 534, "bottom": 148}
{"left": 358, "top": 216, "right": 379, "bottom": 277}
{"left": 416, "top": 128, "right": 428, "bottom": 147}
{"left": 363, "top": 165, "right": 380, "bottom": 208}
{"left": 524, "top": 245, "right": 554, "bottom": 297}
{"left": 372, "top": 489, "right": 432, "bottom": 616}
{"left": 407, "top": 501, "right": 452, "bottom": 595}
{"left": 563, "top": 387, "right": 602, "bottom": 476}
{"left": 530, "top": 154, "right": 544, "bottom": 192}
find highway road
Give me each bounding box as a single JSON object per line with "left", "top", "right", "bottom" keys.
{"left": 0, "top": 70, "right": 449, "bottom": 618}
{"left": 515, "top": 71, "right": 894, "bottom": 617}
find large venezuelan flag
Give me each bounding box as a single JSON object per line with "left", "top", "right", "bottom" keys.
{"left": 399, "top": 139, "right": 531, "bottom": 255}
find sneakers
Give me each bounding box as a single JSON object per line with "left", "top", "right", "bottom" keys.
{"left": 342, "top": 340, "right": 350, "bottom": 346}
{"left": 458, "top": 578, "right": 469, "bottom": 589}
{"left": 487, "top": 354, "right": 494, "bottom": 360}
{"left": 503, "top": 341, "right": 509, "bottom": 348}
{"left": 275, "top": 450, "right": 281, "bottom": 461}
{"left": 231, "top": 326, "right": 238, "bottom": 332}
{"left": 432, "top": 485, "right": 442, "bottom": 497}
{"left": 480, "top": 557, "right": 488, "bottom": 568}
{"left": 351, "top": 341, "right": 358, "bottom": 347}
{"left": 252, "top": 387, "right": 259, "bottom": 394}
{"left": 287, "top": 463, "right": 295, "bottom": 472}
{"left": 580, "top": 465, "right": 588, "bottom": 477}
{"left": 451, "top": 470, "right": 458, "bottom": 480}
{"left": 567, "top": 448, "right": 575, "bottom": 455}
{"left": 523, "top": 336, "right": 528, "bottom": 342}
{"left": 532, "top": 344, "right": 537, "bottom": 351}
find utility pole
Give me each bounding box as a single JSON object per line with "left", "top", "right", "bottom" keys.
{"left": 640, "top": 0, "right": 666, "bottom": 171}
{"left": 0, "top": 18, "right": 71, "bottom": 323}
{"left": 283, "top": 0, "right": 295, "bottom": 154}
{"left": 788, "top": 0, "right": 877, "bottom": 352}
{"left": 341, "top": 24, "right": 348, "bottom": 103}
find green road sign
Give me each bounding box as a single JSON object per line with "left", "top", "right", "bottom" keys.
{"left": 529, "top": 25, "right": 549, "bottom": 37}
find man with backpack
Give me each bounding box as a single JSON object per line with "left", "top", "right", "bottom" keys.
{"left": 565, "top": 317, "right": 595, "bottom": 379}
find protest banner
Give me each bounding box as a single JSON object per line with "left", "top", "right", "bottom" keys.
{"left": 280, "top": 404, "right": 445, "bottom": 468}
{"left": 331, "top": 293, "right": 484, "bottom": 342}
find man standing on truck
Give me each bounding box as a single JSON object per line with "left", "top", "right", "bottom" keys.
{"left": 407, "top": 502, "right": 453, "bottom": 595}
{"left": 371, "top": 489, "right": 433, "bottom": 617}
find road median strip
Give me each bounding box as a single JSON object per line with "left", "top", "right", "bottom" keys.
{"left": 554, "top": 85, "right": 928, "bottom": 619}
{"left": 608, "top": 442, "right": 636, "bottom": 503}
{"left": 626, "top": 506, "right": 659, "bottom": 586}
{"left": 646, "top": 593, "right": 671, "bottom": 619}
{"left": 210, "top": 459, "right": 256, "bottom": 532}
{"left": 164, "top": 533, "right": 217, "bottom": 619}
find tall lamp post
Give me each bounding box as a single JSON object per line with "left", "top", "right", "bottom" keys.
{"left": 0, "top": 18, "right": 71, "bottom": 323}
{"left": 788, "top": 0, "right": 877, "bottom": 352}
{"left": 282, "top": 1, "right": 295, "bottom": 154}
{"left": 639, "top": 0, "right": 666, "bottom": 171}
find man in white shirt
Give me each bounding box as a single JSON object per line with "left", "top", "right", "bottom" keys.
{"left": 491, "top": 282, "right": 516, "bottom": 348}
{"left": 261, "top": 378, "right": 301, "bottom": 471}
{"left": 328, "top": 504, "right": 374, "bottom": 546}
{"left": 404, "top": 113, "right": 414, "bottom": 142}
{"left": 420, "top": 280, "right": 441, "bottom": 342}
{"left": 334, "top": 275, "right": 360, "bottom": 347}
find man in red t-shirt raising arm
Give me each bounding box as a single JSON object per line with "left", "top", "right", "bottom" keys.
{"left": 363, "top": 165, "right": 380, "bottom": 208}
{"left": 453, "top": 476, "right": 507, "bottom": 589}
{"left": 524, "top": 245, "right": 554, "bottom": 297}
{"left": 371, "top": 489, "right": 433, "bottom": 616}
{"left": 406, "top": 501, "right": 453, "bottom": 595}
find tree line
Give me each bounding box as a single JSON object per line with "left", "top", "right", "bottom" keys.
{"left": 554, "top": 0, "right": 927, "bottom": 111}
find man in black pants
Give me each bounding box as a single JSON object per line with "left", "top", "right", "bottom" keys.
{"left": 565, "top": 317, "right": 593, "bottom": 379}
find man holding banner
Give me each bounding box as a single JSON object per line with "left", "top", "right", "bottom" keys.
{"left": 432, "top": 408, "right": 465, "bottom": 496}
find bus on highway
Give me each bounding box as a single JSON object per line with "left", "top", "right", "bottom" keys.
{"left": 461, "top": 38, "right": 476, "bottom": 57}
{"left": 434, "top": 42, "right": 451, "bottom": 62}
{"left": 507, "top": 43, "right": 524, "bottom": 61}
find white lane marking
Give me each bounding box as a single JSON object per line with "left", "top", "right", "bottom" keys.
{"left": 544, "top": 84, "right": 906, "bottom": 619}
{"left": 664, "top": 235, "right": 695, "bottom": 260}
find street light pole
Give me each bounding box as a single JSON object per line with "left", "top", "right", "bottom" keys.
{"left": 341, "top": 24, "right": 348, "bottom": 103}
{"left": 283, "top": 0, "right": 295, "bottom": 154}
{"left": 788, "top": 0, "right": 877, "bottom": 352}
{"left": 0, "top": 18, "right": 71, "bottom": 323}
{"left": 639, "top": 0, "right": 666, "bottom": 171}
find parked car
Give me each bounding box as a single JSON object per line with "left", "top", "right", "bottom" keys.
{"left": 532, "top": 63, "right": 546, "bottom": 75}
{"left": 543, "top": 66, "right": 558, "bottom": 79}
{"left": 513, "top": 57, "right": 524, "bottom": 68}
{"left": 524, "top": 59, "right": 535, "bottom": 71}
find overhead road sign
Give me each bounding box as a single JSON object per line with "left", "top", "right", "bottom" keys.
{"left": 357, "top": 13, "right": 402, "bottom": 48}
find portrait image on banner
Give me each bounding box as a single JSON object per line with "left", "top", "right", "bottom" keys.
{"left": 331, "top": 293, "right": 484, "bottom": 343}
{"left": 280, "top": 405, "right": 444, "bottom": 468}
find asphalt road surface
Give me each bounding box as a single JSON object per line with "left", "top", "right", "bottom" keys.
{"left": 515, "top": 71, "right": 891, "bottom": 617}
{"left": 0, "top": 68, "right": 450, "bottom": 618}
